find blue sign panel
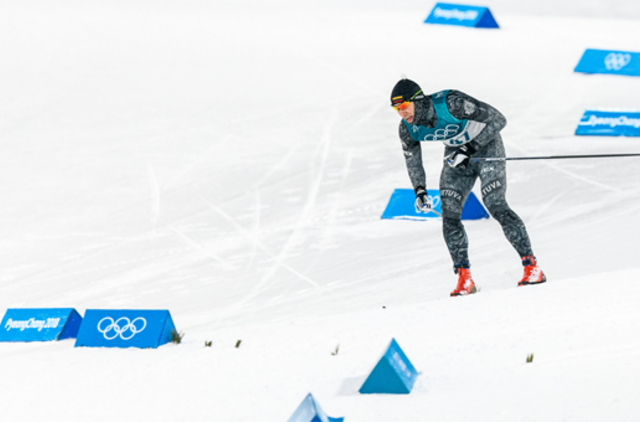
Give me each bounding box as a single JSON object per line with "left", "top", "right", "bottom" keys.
{"left": 574, "top": 49, "right": 640, "bottom": 77}
{"left": 575, "top": 110, "right": 640, "bottom": 137}
{"left": 359, "top": 338, "right": 419, "bottom": 394}
{"left": 425, "top": 3, "right": 499, "bottom": 28}
{"left": 74, "top": 309, "right": 176, "bottom": 349}
{"left": 287, "top": 393, "right": 344, "bottom": 422}
{"left": 381, "top": 189, "right": 489, "bottom": 220}
{"left": 0, "top": 308, "right": 82, "bottom": 342}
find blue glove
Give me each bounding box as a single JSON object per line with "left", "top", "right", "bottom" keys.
{"left": 446, "top": 142, "right": 478, "bottom": 169}
{"left": 414, "top": 187, "right": 432, "bottom": 213}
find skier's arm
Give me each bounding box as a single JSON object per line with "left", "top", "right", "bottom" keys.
{"left": 399, "top": 123, "right": 426, "bottom": 191}
{"left": 446, "top": 90, "right": 506, "bottom": 148}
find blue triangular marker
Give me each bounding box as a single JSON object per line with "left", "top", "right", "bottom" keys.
{"left": 287, "top": 393, "right": 344, "bottom": 422}
{"left": 0, "top": 308, "right": 83, "bottom": 342}
{"left": 574, "top": 49, "right": 640, "bottom": 77}
{"left": 74, "top": 309, "right": 178, "bottom": 349}
{"left": 425, "top": 3, "right": 499, "bottom": 28}
{"left": 359, "top": 338, "right": 418, "bottom": 394}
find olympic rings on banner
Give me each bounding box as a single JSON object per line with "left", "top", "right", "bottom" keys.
{"left": 97, "top": 317, "right": 147, "bottom": 340}
{"left": 604, "top": 53, "right": 631, "bottom": 71}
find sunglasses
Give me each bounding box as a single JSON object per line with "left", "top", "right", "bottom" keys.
{"left": 391, "top": 89, "right": 422, "bottom": 111}
{"left": 392, "top": 101, "right": 411, "bottom": 111}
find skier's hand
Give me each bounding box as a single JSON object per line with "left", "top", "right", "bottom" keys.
{"left": 446, "top": 142, "right": 478, "bottom": 169}
{"left": 415, "top": 188, "right": 432, "bottom": 213}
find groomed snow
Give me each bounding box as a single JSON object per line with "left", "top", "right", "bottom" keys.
{"left": 0, "top": 1, "right": 639, "bottom": 420}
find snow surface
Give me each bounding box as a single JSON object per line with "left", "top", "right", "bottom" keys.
{"left": 1, "top": 1, "right": 640, "bottom": 421}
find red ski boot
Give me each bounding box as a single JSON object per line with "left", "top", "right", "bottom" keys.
{"left": 518, "top": 255, "right": 547, "bottom": 286}
{"left": 450, "top": 268, "right": 476, "bottom": 297}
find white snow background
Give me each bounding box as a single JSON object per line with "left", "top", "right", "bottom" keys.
{"left": 1, "top": 0, "right": 640, "bottom": 420}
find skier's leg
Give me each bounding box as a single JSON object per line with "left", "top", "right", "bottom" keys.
{"left": 476, "top": 139, "right": 533, "bottom": 258}
{"left": 440, "top": 163, "right": 478, "bottom": 296}
{"left": 476, "top": 138, "right": 546, "bottom": 285}
{"left": 439, "top": 163, "right": 477, "bottom": 271}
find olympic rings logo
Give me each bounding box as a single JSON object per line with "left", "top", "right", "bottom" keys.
{"left": 423, "top": 124, "right": 460, "bottom": 141}
{"left": 604, "top": 53, "right": 631, "bottom": 71}
{"left": 97, "top": 317, "right": 147, "bottom": 340}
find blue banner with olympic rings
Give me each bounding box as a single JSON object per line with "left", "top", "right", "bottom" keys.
{"left": 574, "top": 49, "right": 640, "bottom": 77}
{"left": 381, "top": 189, "right": 489, "bottom": 220}
{"left": 74, "top": 309, "right": 176, "bottom": 349}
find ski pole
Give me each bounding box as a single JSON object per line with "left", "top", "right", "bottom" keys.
{"left": 417, "top": 206, "right": 442, "bottom": 217}
{"left": 473, "top": 153, "right": 640, "bottom": 162}
{"left": 428, "top": 208, "right": 442, "bottom": 217}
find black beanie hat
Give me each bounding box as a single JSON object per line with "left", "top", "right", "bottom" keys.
{"left": 390, "top": 78, "right": 424, "bottom": 106}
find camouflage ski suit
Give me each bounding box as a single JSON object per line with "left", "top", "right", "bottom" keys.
{"left": 398, "top": 90, "right": 533, "bottom": 271}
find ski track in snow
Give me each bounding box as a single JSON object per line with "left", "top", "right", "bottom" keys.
{"left": 168, "top": 225, "right": 229, "bottom": 267}
{"left": 198, "top": 195, "right": 318, "bottom": 290}
{"left": 250, "top": 109, "right": 340, "bottom": 297}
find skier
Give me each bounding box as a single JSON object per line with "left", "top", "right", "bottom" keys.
{"left": 391, "top": 78, "right": 546, "bottom": 296}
